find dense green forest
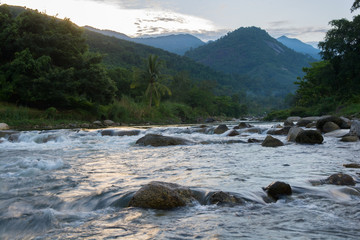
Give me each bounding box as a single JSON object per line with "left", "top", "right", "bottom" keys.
{"left": 0, "top": 4, "right": 248, "bottom": 125}
{"left": 266, "top": 0, "right": 360, "bottom": 120}
{"left": 185, "top": 27, "right": 315, "bottom": 98}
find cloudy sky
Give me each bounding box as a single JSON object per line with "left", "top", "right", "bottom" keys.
{"left": 2, "top": 0, "right": 357, "bottom": 44}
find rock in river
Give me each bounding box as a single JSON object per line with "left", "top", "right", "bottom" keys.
{"left": 295, "top": 130, "right": 323, "bottom": 144}
{"left": 128, "top": 181, "right": 197, "bottom": 209}
{"left": 136, "top": 134, "right": 192, "bottom": 147}
{"left": 214, "top": 124, "right": 229, "bottom": 134}
{"left": 263, "top": 181, "right": 292, "bottom": 201}
{"left": 0, "top": 123, "right": 9, "bottom": 130}
{"left": 287, "top": 126, "right": 304, "bottom": 142}
{"left": 324, "top": 173, "right": 355, "bottom": 186}
{"left": 205, "top": 191, "right": 244, "bottom": 206}
{"left": 350, "top": 120, "right": 360, "bottom": 137}
{"left": 261, "top": 135, "right": 284, "bottom": 147}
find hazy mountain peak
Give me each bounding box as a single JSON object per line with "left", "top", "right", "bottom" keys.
{"left": 277, "top": 36, "right": 321, "bottom": 60}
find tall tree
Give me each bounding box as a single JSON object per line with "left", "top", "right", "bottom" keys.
{"left": 351, "top": 0, "right": 360, "bottom": 12}
{"left": 132, "top": 55, "right": 171, "bottom": 108}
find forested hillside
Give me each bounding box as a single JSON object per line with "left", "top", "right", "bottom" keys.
{"left": 185, "top": 27, "right": 316, "bottom": 97}
{"left": 0, "top": 4, "right": 248, "bottom": 124}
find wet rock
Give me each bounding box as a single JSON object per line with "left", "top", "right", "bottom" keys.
{"left": 243, "top": 127, "right": 263, "bottom": 134}
{"left": 248, "top": 138, "right": 263, "bottom": 143}
{"left": 296, "top": 119, "right": 313, "bottom": 127}
{"left": 340, "top": 117, "right": 351, "bottom": 129}
{"left": 350, "top": 120, "right": 360, "bottom": 137}
{"left": 343, "top": 163, "right": 360, "bottom": 168}
{"left": 340, "top": 135, "right": 359, "bottom": 142}
{"left": 287, "top": 126, "right": 304, "bottom": 142}
{"left": 227, "top": 130, "right": 240, "bottom": 137}
{"left": 128, "top": 181, "right": 197, "bottom": 209}
{"left": 267, "top": 126, "right": 291, "bottom": 135}
{"left": 284, "top": 119, "right": 294, "bottom": 127}
{"left": 214, "top": 124, "right": 229, "bottom": 134}
{"left": 261, "top": 135, "right": 284, "bottom": 147}
{"left": 263, "top": 181, "right": 292, "bottom": 201}
{"left": 8, "top": 133, "right": 21, "bottom": 142}
{"left": 136, "top": 134, "right": 191, "bottom": 147}
{"left": 305, "top": 122, "right": 316, "bottom": 128}
{"left": 325, "top": 173, "right": 355, "bottom": 186}
{"left": 205, "top": 191, "right": 244, "bottom": 206}
{"left": 316, "top": 116, "right": 346, "bottom": 132}
{"left": 101, "top": 129, "right": 140, "bottom": 137}
{"left": 0, "top": 130, "right": 18, "bottom": 139}
{"left": 0, "top": 123, "right": 9, "bottom": 130}
{"left": 295, "top": 130, "right": 323, "bottom": 144}
{"left": 81, "top": 123, "right": 90, "bottom": 128}
{"left": 234, "top": 122, "right": 253, "bottom": 129}
{"left": 322, "top": 121, "right": 340, "bottom": 133}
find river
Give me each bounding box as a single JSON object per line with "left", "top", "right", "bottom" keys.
{"left": 0, "top": 122, "right": 359, "bottom": 239}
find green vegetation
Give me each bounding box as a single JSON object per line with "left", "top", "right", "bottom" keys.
{"left": 0, "top": 5, "right": 247, "bottom": 128}
{"left": 185, "top": 27, "right": 315, "bottom": 98}
{"left": 265, "top": 1, "right": 360, "bottom": 120}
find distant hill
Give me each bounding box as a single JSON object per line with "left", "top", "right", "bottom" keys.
{"left": 277, "top": 36, "right": 321, "bottom": 60}
{"left": 85, "top": 26, "right": 205, "bottom": 55}
{"left": 185, "top": 27, "right": 316, "bottom": 97}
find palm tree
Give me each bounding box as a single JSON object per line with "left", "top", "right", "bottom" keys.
{"left": 132, "top": 55, "right": 171, "bottom": 108}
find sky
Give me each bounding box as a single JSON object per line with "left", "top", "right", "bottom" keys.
{"left": 1, "top": 0, "right": 357, "bottom": 44}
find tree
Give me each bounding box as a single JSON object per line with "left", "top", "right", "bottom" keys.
{"left": 132, "top": 55, "right": 171, "bottom": 108}
{"left": 351, "top": 0, "right": 360, "bottom": 12}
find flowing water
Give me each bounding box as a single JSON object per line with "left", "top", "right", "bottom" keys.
{"left": 0, "top": 122, "right": 359, "bottom": 239}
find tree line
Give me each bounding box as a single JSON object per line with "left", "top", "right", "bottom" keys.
{"left": 0, "top": 5, "right": 247, "bottom": 122}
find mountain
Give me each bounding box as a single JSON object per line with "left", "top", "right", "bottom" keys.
{"left": 185, "top": 27, "right": 316, "bottom": 97}
{"left": 85, "top": 26, "right": 205, "bottom": 55}
{"left": 277, "top": 36, "right": 321, "bottom": 60}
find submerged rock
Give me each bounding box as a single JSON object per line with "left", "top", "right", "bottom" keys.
{"left": 325, "top": 173, "right": 355, "bottom": 186}
{"left": 205, "top": 191, "right": 244, "bottom": 206}
{"left": 340, "top": 135, "right": 359, "bottom": 142}
{"left": 101, "top": 129, "right": 140, "bottom": 137}
{"left": 136, "top": 134, "right": 191, "bottom": 147}
{"left": 214, "top": 124, "right": 229, "bottom": 134}
{"left": 248, "top": 138, "right": 263, "bottom": 143}
{"left": 227, "top": 129, "right": 240, "bottom": 136}
{"left": 295, "top": 130, "right": 323, "bottom": 144}
{"left": 263, "top": 181, "right": 292, "bottom": 201}
{"left": 343, "top": 163, "right": 360, "bottom": 168}
{"left": 261, "top": 135, "right": 284, "bottom": 147}
{"left": 128, "top": 181, "right": 197, "bottom": 209}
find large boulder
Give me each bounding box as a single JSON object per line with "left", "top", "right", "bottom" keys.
{"left": 296, "top": 119, "right": 313, "bottom": 127}
{"left": 261, "top": 135, "right": 284, "bottom": 147}
{"left": 214, "top": 124, "right": 229, "bottom": 134}
{"left": 205, "top": 191, "right": 244, "bottom": 206}
{"left": 128, "top": 181, "right": 197, "bottom": 209}
{"left": 136, "top": 134, "right": 191, "bottom": 147}
{"left": 350, "top": 120, "right": 360, "bottom": 137}
{"left": 295, "top": 130, "right": 323, "bottom": 144}
{"left": 0, "top": 123, "right": 9, "bottom": 130}
{"left": 287, "top": 126, "right": 304, "bottom": 142}
{"left": 316, "top": 116, "right": 346, "bottom": 132}
{"left": 322, "top": 121, "right": 340, "bottom": 133}
{"left": 324, "top": 173, "right": 355, "bottom": 186}
{"left": 263, "top": 181, "right": 292, "bottom": 201}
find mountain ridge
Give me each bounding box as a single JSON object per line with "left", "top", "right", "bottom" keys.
{"left": 84, "top": 26, "right": 205, "bottom": 55}
{"left": 277, "top": 36, "right": 321, "bottom": 60}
